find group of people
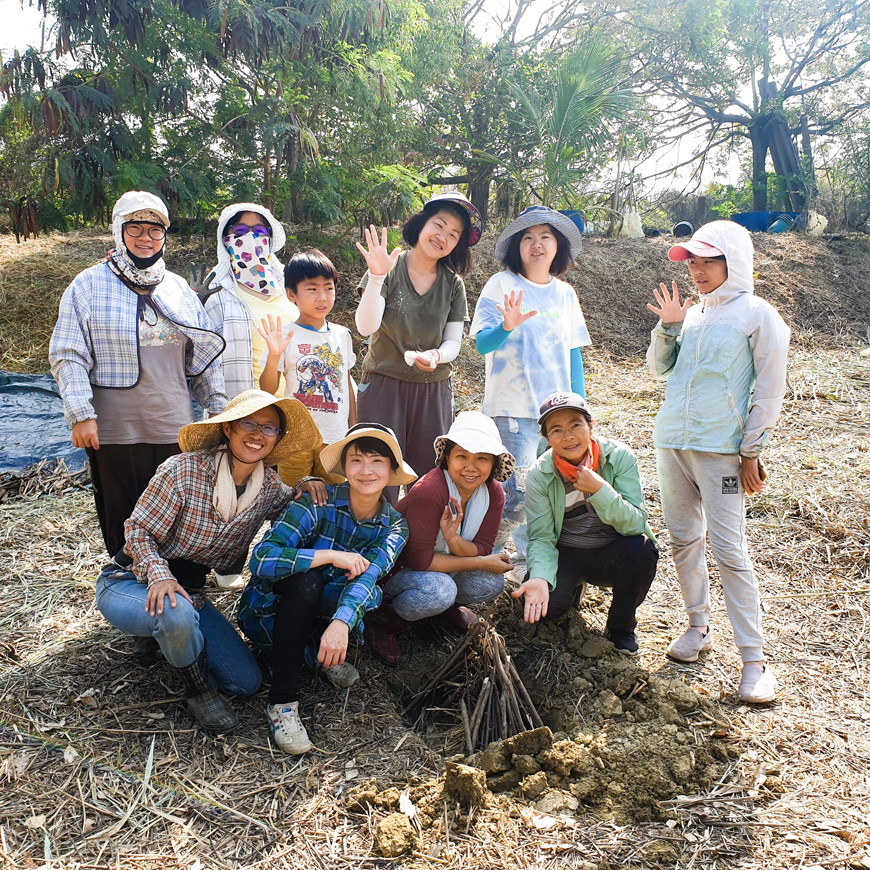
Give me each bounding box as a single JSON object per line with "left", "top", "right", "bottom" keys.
{"left": 48, "top": 188, "right": 789, "bottom": 755}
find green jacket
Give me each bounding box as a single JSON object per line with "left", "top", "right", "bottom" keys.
{"left": 525, "top": 435, "right": 657, "bottom": 589}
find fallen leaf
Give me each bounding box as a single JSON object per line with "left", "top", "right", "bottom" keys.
{"left": 63, "top": 745, "right": 78, "bottom": 764}
{"left": 399, "top": 789, "right": 416, "bottom": 819}
{"left": 24, "top": 815, "right": 46, "bottom": 830}
{"left": 82, "top": 818, "right": 95, "bottom": 834}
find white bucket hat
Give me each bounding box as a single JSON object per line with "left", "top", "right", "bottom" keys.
{"left": 112, "top": 191, "right": 170, "bottom": 227}
{"left": 433, "top": 411, "right": 515, "bottom": 483}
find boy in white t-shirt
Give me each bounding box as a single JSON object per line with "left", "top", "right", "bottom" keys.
{"left": 258, "top": 250, "right": 357, "bottom": 484}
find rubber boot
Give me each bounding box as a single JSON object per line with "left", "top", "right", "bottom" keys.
{"left": 173, "top": 643, "right": 239, "bottom": 734}
{"left": 366, "top": 605, "right": 410, "bottom": 667}
{"left": 439, "top": 604, "right": 480, "bottom": 634}
{"left": 132, "top": 635, "right": 163, "bottom": 666}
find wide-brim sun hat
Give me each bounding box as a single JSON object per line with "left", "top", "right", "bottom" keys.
{"left": 495, "top": 205, "right": 583, "bottom": 263}
{"left": 424, "top": 192, "right": 483, "bottom": 247}
{"left": 112, "top": 191, "right": 170, "bottom": 227}
{"left": 178, "top": 390, "right": 322, "bottom": 466}
{"left": 433, "top": 411, "right": 515, "bottom": 483}
{"left": 319, "top": 423, "right": 417, "bottom": 486}
{"left": 667, "top": 238, "right": 724, "bottom": 261}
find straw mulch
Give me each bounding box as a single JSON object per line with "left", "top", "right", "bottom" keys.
{"left": 1, "top": 228, "right": 870, "bottom": 868}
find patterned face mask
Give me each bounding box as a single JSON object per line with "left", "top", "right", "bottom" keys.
{"left": 224, "top": 230, "right": 282, "bottom": 297}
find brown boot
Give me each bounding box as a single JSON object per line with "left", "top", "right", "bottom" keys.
{"left": 366, "top": 606, "right": 410, "bottom": 667}
{"left": 440, "top": 604, "right": 479, "bottom": 634}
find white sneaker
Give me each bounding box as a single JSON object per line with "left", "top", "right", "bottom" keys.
{"left": 738, "top": 664, "right": 778, "bottom": 703}
{"left": 266, "top": 702, "right": 312, "bottom": 754}
{"left": 214, "top": 572, "right": 245, "bottom": 590}
{"left": 666, "top": 627, "right": 714, "bottom": 662}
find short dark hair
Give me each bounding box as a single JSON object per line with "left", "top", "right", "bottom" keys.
{"left": 402, "top": 202, "right": 473, "bottom": 276}
{"left": 437, "top": 439, "right": 498, "bottom": 483}
{"left": 501, "top": 223, "right": 573, "bottom": 278}
{"left": 341, "top": 436, "right": 399, "bottom": 471}
{"left": 540, "top": 408, "right": 592, "bottom": 437}
{"left": 284, "top": 249, "right": 339, "bottom": 293}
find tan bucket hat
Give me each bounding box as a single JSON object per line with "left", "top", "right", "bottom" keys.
{"left": 433, "top": 411, "right": 515, "bottom": 483}
{"left": 178, "top": 390, "right": 322, "bottom": 466}
{"left": 319, "top": 423, "right": 417, "bottom": 486}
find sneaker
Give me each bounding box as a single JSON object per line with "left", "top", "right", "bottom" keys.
{"left": 214, "top": 572, "right": 245, "bottom": 590}
{"left": 606, "top": 629, "right": 639, "bottom": 656}
{"left": 666, "top": 627, "right": 714, "bottom": 663}
{"left": 322, "top": 661, "right": 360, "bottom": 689}
{"left": 266, "top": 702, "right": 312, "bottom": 754}
{"left": 738, "top": 664, "right": 778, "bottom": 703}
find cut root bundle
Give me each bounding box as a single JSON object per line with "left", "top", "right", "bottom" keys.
{"left": 403, "top": 619, "right": 543, "bottom": 754}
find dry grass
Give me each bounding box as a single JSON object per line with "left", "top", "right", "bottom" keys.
{"left": 1, "top": 228, "right": 870, "bottom": 868}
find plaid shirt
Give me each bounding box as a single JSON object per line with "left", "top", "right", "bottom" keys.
{"left": 203, "top": 284, "right": 257, "bottom": 399}
{"left": 237, "top": 483, "right": 408, "bottom": 646}
{"left": 49, "top": 262, "right": 228, "bottom": 425}
{"left": 125, "top": 449, "right": 294, "bottom": 587}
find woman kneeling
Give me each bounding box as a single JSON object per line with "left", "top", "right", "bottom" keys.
{"left": 369, "top": 411, "right": 516, "bottom": 665}
{"left": 237, "top": 424, "right": 413, "bottom": 754}
{"left": 95, "top": 391, "right": 322, "bottom": 734}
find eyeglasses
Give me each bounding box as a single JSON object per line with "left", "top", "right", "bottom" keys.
{"left": 125, "top": 223, "right": 166, "bottom": 240}
{"left": 546, "top": 421, "right": 588, "bottom": 440}
{"left": 233, "top": 419, "right": 283, "bottom": 438}
{"left": 226, "top": 224, "right": 271, "bottom": 239}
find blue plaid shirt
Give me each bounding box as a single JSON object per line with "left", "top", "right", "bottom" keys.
{"left": 237, "top": 483, "right": 408, "bottom": 648}
{"left": 49, "top": 262, "right": 228, "bottom": 425}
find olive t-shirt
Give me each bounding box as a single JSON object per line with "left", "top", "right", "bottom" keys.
{"left": 358, "top": 252, "right": 467, "bottom": 383}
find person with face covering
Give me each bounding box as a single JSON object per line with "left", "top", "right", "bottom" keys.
{"left": 203, "top": 204, "right": 299, "bottom": 399}
{"left": 49, "top": 191, "right": 229, "bottom": 561}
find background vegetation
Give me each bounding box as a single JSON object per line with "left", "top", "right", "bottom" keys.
{"left": 1, "top": 0, "right": 869, "bottom": 237}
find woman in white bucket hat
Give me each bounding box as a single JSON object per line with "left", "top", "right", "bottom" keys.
{"left": 366, "top": 411, "right": 515, "bottom": 665}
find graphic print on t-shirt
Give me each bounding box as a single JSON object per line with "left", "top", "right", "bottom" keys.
{"left": 294, "top": 342, "right": 344, "bottom": 414}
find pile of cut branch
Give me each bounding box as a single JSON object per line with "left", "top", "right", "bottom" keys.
{"left": 0, "top": 458, "right": 90, "bottom": 502}
{"left": 403, "top": 620, "right": 543, "bottom": 754}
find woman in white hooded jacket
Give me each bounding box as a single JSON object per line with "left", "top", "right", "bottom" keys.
{"left": 646, "top": 220, "right": 790, "bottom": 704}
{"left": 204, "top": 204, "right": 298, "bottom": 399}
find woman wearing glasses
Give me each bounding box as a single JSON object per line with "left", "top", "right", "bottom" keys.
{"left": 49, "top": 191, "right": 228, "bottom": 560}
{"left": 203, "top": 204, "right": 299, "bottom": 399}
{"left": 96, "top": 390, "right": 323, "bottom": 734}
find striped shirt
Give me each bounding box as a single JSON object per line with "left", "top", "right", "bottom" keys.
{"left": 125, "top": 449, "right": 294, "bottom": 587}
{"left": 238, "top": 483, "right": 408, "bottom": 646}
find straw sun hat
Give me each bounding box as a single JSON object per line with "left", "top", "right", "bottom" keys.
{"left": 433, "top": 411, "right": 515, "bottom": 483}
{"left": 495, "top": 205, "right": 583, "bottom": 263}
{"left": 178, "top": 390, "right": 321, "bottom": 466}
{"left": 319, "top": 423, "right": 417, "bottom": 486}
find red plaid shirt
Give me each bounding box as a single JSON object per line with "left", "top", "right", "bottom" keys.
{"left": 125, "top": 448, "right": 294, "bottom": 586}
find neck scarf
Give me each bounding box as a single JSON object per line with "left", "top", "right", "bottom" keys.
{"left": 225, "top": 231, "right": 283, "bottom": 298}
{"left": 105, "top": 212, "right": 166, "bottom": 288}
{"left": 434, "top": 469, "right": 491, "bottom": 554}
{"left": 212, "top": 448, "right": 265, "bottom": 522}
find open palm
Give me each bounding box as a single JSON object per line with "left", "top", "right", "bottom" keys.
{"left": 356, "top": 225, "right": 401, "bottom": 277}
{"left": 257, "top": 315, "right": 293, "bottom": 356}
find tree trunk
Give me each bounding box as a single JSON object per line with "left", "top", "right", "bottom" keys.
{"left": 467, "top": 161, "right": 493, "bottom": 224}
{"left": 749, "top": 119, "right": 770, "bottom": 212}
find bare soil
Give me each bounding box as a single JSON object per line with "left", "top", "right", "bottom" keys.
{"left": 1, "top": 228, "right": 869, "bottom": 868}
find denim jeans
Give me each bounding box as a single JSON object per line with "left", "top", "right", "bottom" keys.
{"left": 382, "top": 568, "right": 505, "bottom": 621}
{"left": 95, "top": 570, "right": 261, "bottom": 696}
{"left": 493, "top": 416, "right": 547, "bottom": 561}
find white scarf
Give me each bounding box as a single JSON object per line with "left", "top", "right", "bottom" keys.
{"left": 434, "top": 469, "right": 490, "bottom": 554}
{"left": 225, "top": 232, "right": 283, "bottom": 298}
{"left": 212, "top": 448, "right": 265, "bottom": 522}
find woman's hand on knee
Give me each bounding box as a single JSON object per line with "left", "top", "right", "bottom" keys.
{"left": 145, "top": 579, "right": 192, "bottom": 617}
{"left": 317, "top": 619, "right": 349, "bottom": 668}
{"left": 511, "top": 577, "right": 550, "bottom": 624}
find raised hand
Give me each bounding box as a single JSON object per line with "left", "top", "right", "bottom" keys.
{"left": 496, "top": 289, "right": 538, "bottom": 332}
{"left": 647, "top": 281, "right": 692, "bottom": 323}
{"left": 257, "top": 315, "right": 293, "bottom": 357}
{"left": 356, "top": 225, "right": 401, "bottom": 277}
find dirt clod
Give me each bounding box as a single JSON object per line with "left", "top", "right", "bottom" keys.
{"left": 443, "top": 761, "right": 489, "bottom": 806}
{"left": 374, "top": 813, "right": 416, "bottom": 858}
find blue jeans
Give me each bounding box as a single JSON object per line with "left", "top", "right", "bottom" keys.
{"left": 95, "top": 570, "right": 261, "bottom": 696}
{"left": 383, "top": 568, "right": 505, "bottom": 621}
{"left": 493, "top": 416, "right": 547, "bottom": 561}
